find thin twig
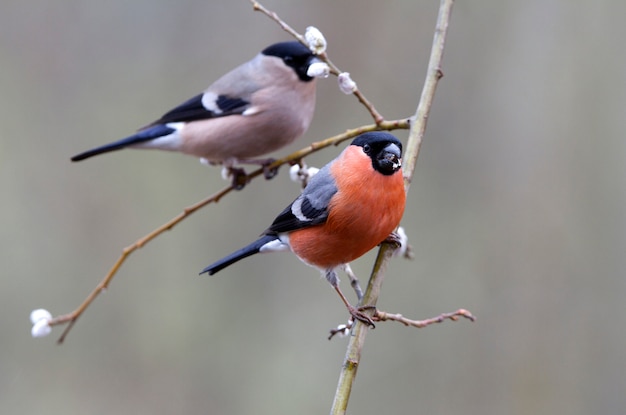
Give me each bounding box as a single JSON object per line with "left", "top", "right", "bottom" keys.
{"left": 250, "top": 0, "right": 385, "bottom": 124}
{"left": 51, "top": 187, "right": 233, "bottom": 343}
{"left": 49, "top": 119, "right": 409, "bottom": 343}
{"left": 250, "top": 0, "right": 306, "bottom": 44}
{"left": 374, "top": 309, "right": 476, "bottom": 328}
{"left": 330, "top": 1, "right": 456, "bottom": 414}
{"left": 402, "top": 3, "right": 450, "bottom": 185}
{"left": 328, "top": 308, "right": 475, "bottom": 340}
{"left": 342, "top": 264, "right": 363, "bottom": 301}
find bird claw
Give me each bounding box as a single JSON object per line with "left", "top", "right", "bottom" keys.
{"left": 383, "top": 232, "right": 403, "bottom": 248}
{"left": 262, "top": 161, "right": 279, "bottom": 180}
{"left": 384, "top": 228, "right": 413, "bottom": 259}
{"left": 328, "top": 305, "right": 377, "bottom": 339}
{"left": 229, "top": 167, "right": 249, "bottom": 190}
{"left": 347, "top": 305, "right": 376, "bottom": 328}
{"left": 225, "top": 160, "right": 277, "bottom": 189}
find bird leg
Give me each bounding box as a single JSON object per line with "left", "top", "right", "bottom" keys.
{"left": 325, "top": 269, "right": 374, "bottom": 328}
{"left": 333, "top": 284, "right": 375, "bottom": 328}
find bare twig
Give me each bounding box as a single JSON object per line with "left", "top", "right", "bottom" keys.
{"left": 50, "top": 187, "right": 232, "bottom": 343}
{"left": 330, "top": 1, "right": 457, "bottom": 414}
{"left": 342, "top": 264, "right": 363, "bottom": 301}
{"left": 250, "top": 0, "right": 385, "bottom": 124}
{"left": 375, "top": 309, "right": 476, "bottom": 328}
{"left": 250, "top": 0, "right": 306, "bottom": 44}
{"left": 49, "top": 119, "right": 409, "bottom": 343}
{"left": 328, "top": 308, "right": 475, "bottom": 340}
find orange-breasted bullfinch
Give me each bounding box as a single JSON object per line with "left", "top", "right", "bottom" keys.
{"left": 70, "top": 41, "right": 321, "bottom": 183}
{"left": 201, "top": 132, "right": 406, "bottom": 326}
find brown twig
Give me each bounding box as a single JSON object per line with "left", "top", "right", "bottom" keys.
{"left": 250, "top": 0, "right": 306, "bottom": 44}
{"left": 249, "top": 0, "right": 385, "bottom": 124}
{"left": 48, "top": 119, "right": 409, "bottom": 343}
{"left": 328, "top": 308, "right": 475, "bottom": 340}
{"left": 374, "top": 309, "right": 476, "bottom": 328}
{"left": 50, "top": 187, "right": 233, "bottom": 343}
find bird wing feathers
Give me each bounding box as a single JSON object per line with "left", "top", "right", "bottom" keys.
{"left": 150, "top": 93, "right": 251, "bottom": 125}
{"left": 266, "top": 164, "right": 337, "bottom": 234}
{"left": 145, "top": 56, "right": 268, "bottom": 127}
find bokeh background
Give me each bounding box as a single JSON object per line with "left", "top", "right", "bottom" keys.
{"left": 2, "top": 1, "right": 625, "bottom": 414}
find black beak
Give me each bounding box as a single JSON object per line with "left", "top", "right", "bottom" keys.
{"left": 376, "top": 143, "right": 402, "bottom": 174}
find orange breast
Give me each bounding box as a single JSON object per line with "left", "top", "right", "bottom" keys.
{"left": 288, "top": 146, "right": 406, "bottom": 269}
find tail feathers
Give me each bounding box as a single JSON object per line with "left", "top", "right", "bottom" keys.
{"left": 71, "top": 124, "right": 176, "bottom": 161}
{"left": 200, "top": 235, "right": 278, "bottom": 275}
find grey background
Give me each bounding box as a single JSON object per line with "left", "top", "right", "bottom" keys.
{"left": 2, "top": 1, "right": 625, "bottom": 414}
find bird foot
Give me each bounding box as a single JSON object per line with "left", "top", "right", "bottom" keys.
{"left": 262, "top": 161, "right": 279, "bottom": 180}
{"left": 384, "top": 227, "right": 413, "bottom": 259}
{"left": 383, "top": 232, "right": 403, "bottom": 248}
{"left": 223, "top": 159, "right": 277, "bottom": 189}
{"left": 228, "top": 167, "right": 249, "bottom": 190}
{"left": 328, "top": 305, "right": 377, "bottom": 340}
{"left": 234, "top": 157, "right": 279, "bottom": 180}
{"left": 347, "top": 305, "right": 376, "bottom": 328}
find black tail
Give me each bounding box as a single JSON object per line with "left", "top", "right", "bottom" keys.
{"left": 200, "top": 235, "right": 278, "bottom": 275}
{"left": 71, "top": 124, "right": 175, "bottom": 161}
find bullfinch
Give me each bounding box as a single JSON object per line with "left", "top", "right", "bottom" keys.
{"left": 70, "top": 41, "right": 320, "bottom": 184}
{"left": 201, "top": 132, "right": 406, "bottom": 326}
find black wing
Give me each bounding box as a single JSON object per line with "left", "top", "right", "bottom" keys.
{"left": 265, "top": 165, "right": 338, "bottom": 234}
{"left": 151, "top": 93, "right": 250, "bottom": 125}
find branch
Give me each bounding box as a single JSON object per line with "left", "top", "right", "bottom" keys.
{"left": 374, "top": 309, "right": 476, "bottom": 328}
{"left": 250, "top": 0, "right": 385, "bottom": 124}
{"left": 330, "top": 1, "right": 456, "bottom": 414}
{"left": 328, "top": 308, "right": 475, "bottom": 340}
{"left": 46, "top": 119, "right": 409, "bottom": 343}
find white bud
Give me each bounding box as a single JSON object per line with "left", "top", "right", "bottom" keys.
{"left": 30, "top": 308, "right": 52, "bottom": 324}
{"left": 392, "top": 226, "right": 409, "bottom": 257}
{"left": 306, "top": 166, "right": 320, "bottom": 178}
{"left": 334, "top": 324, "right": 350, "bottom": 338}
{"left": 304, "top": 26, "right": 327, "bottom": 54}
{"left": 289, "top": 164, "right": 302, "bottom": 183}
{"left": 221, "top": 166, "right": 231, "bottom": 181}
{"left": 289, "top": 164, "right": 320, "bottom": 187}
{"left": 307, "top": 62, "right": 330, "bottom": 78}
{"left": 338, "top": 72, "right": 357, "bottom": 94}
{"left": 31, "top": 319, "right": 51, "bottom": 338}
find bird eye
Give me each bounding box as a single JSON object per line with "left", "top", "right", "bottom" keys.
{"left": 362, "top": 144, "right": 371, "bottom": 154}
{"left": 283, "top": 56, "right": 294, "bottom": 64}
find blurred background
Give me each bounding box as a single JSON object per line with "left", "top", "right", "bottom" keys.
{"left": 2, "top": 0, "right": 625, "bottom": 414}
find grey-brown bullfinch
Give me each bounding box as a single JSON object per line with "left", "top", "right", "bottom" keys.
{"left": 71, "top": 41, "right": 322, "bottom": 185}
